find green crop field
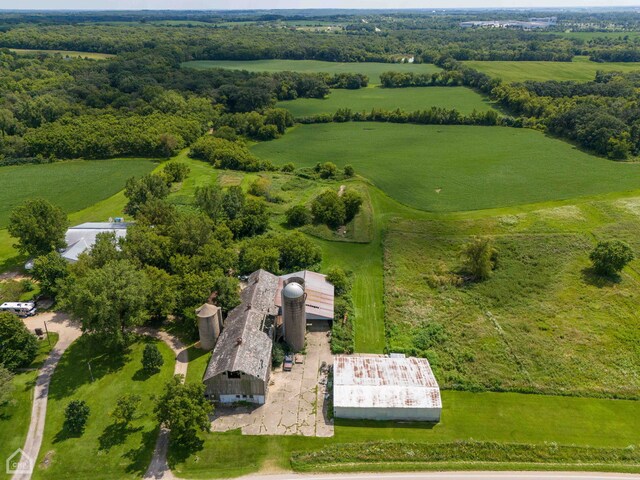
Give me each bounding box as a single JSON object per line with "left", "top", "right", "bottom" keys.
{"left": 0, "top": 159, "right": 156, "bottom": 228}
{"left": 277, "top": 86, "right": 495, "bottom": 117}
{"left": 8, "top": 48, "right": 114, "bottom": 60}
{"left": 553, "top": 31, "right": 640, "bottom": 41}
{"left": 464, "top": 57, "right": 640, "bottom": 83}
{"left": 251, "top": 123, "right": 640, "bottom": 212}
{"left": 181, "top": 59, "right": 441, "bottom": 84}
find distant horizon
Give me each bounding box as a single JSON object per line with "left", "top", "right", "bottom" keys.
{"left": 3, "top": 2, "right": 640, "bottom": 12}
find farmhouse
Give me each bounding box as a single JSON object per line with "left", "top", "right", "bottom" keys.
{"left": 333, "top": 355, "right": 442, "bottom": 422}
{"left": 201, "top": 269, "right": 335, "bottom": 404}
{"left": 61, "top": 221, "right": 130, "bottom": 262}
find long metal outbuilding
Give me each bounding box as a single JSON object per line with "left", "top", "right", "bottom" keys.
{"left": 333, "top": 355, "right": 442, "bottom": 422}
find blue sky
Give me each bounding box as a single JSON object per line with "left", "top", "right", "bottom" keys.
{"left": 5, "top": 1, "right": 640, "bottom": 10}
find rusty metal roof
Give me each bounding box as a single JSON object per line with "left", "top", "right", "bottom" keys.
{"left": 333, "top": 355, "right": 442, "bottom": 410}
{"left": 275, "top": 270, "right": 334, "bottom": 320}
{"left": 204, "top": 270, "right": 278, "bottom": 382}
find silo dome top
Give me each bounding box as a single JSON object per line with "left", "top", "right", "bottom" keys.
{"left": 283, "top": 282, "right": 304, "bottom": 299}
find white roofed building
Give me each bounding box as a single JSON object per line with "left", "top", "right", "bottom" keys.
{"left": 62, "top": 222, "right": 130, "bottom": 262}
{"left": 333, "top": 355, "right": 442, "bottom": 422}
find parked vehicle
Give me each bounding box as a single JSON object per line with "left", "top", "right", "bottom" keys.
{"left": 283, "top": 354, "right": 294, "bottom": 371}
{"left": 0, "top": 301, "right": 37, "bottom": 317}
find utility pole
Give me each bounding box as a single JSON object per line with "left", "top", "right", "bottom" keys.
{"left": 43, "top": 321, "right": 51, "bottom": 347}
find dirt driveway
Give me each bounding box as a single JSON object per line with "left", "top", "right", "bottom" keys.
{"left": 211, "top": 327, "right": 334, "bottom": 437}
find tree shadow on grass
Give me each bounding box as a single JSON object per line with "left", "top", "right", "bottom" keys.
{"left": 581, "top": 266, "right": 621, "bottom": 288}
{"left": 98, "top": 422, "right": 143, "bottom": 451}
{"left": 53, "top": 425, "right": 84, "bottom": 444}
{"left": 132, "top": 368, "right": 157, "bottom": 382}
{"left": 48, "top": 336, "right": 131, "bottom": 401}
{"left": 123, "top": 427, "right": 161, "bottom": 476}
{"left": 167, "top": 434, "right": 205, "bottom": 466}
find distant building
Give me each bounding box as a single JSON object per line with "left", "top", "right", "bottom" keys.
{"left": 460, "top": 17, "right": 555, "bottom": 30}
{"left": 333, "top": 355, "right": 442, "bottom": 422}
{"left": 61, "top": 222, "right": 130, "bottom": 262}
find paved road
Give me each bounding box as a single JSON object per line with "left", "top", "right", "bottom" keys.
{"left": 240, "top": 473, "right": 640, "bottom": 480}
{"left": 13, "top": 312, "right": 82, "bottom": 480}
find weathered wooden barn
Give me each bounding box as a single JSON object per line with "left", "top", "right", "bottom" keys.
{"left": 202, "top": 270, "right": 279, "bottom": 404}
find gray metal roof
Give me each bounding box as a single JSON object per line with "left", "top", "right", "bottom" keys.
{"left": 62, "top": 222, "right": 130, "bottom": 262}
{"left": 203, "top": 270, "right": 279, "bottom": 382}
{"left": 276, "top": 270, "right": 334, "bottom": 320}
{"left": 333, "top": 355, "right": 442, "bottom": 410}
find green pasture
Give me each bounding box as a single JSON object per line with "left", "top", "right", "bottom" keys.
{"left": 0, "top": 334, "right": 58, "bottom": 476}
{"left": 464, "top": 57, "right": 640, "bottom": 83}
{"left": 181, "top": 59, "right": 441, "bottom": 84}
{"left": 252, "top": 123, "right": 640, "bottom": 213}
{"left": 8, "top": 48, "right": 114, "bottom": 60}
{"left": 33, "top": 336, "right": 175, "bottom": 480}
{"left": 277, "top": 86, "right": 495, "bottom": 117}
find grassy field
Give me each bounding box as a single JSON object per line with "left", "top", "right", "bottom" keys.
{"left": 173, "top": 350, "right": 640, "bottom": 478}
{"left": 0, "top": 334, "right": 58, "bottom": 476}
{"left": 384, "top": 194, "right": 640, "bottom": 399}
{"left": 464, "top": 57, "right": 640, "bottom": 83}
{"left": 554, "top": 31, "right": 640, "bottom": 41}
{"left": 277, "top": 86, "right": 495, "bottom": 117}
{"left": 181, "top": 59, "right": 441, "bottom": 85}
{"left": 252, "top": 123, "right": 640, "bottom": 213}
{"left": 33, "top": 336, "right": 175, "bottom": 480}
{"left": 8, "top": 48, "right": 114, "bottom": 59}
{"left": 0, "top": 159, "right": 156, "bottom": 228}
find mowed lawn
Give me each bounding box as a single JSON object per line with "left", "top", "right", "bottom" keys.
{"left": 174, "top": 351, "right": 640, "bottom": 478}
{"left": 464, "top": 57, "right": 640, "bottom": 83}
{"left": 0, "top": 334, "right": 58, "bottom": 472}
{"left": 252, "top": 123, "right": 640, "bottom": 212}
{"left": 0, "top": 159, "right": 156, "bottom": 228}
{"left": 34, "top": 336, "right": 175, "bottom": 480}
{"left": 277, "top": 86, "right": 495, "bottom": 117}
{"left": 181, "top": 59, "right": 441, "bottom": 84}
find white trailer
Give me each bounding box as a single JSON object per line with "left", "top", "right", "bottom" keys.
{"left": 0, "top": 302, "right": 37, "bottom": 317}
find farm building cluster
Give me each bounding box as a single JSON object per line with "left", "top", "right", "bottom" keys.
{"left": 24, "top": 219, "right": 443, "bottom": 424}
{"left": 196, "top": 269, "right": 442, "bottom": 424}
{"left": 460, "top": 17, "right": 557, "bottom": 29}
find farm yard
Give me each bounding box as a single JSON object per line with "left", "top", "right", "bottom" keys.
{"left": 277, "top": 86, "right": 496, "bottom": 117}
{"left": 251, "top": 123, "right": 640, "bottom": 212}
{"left": 463, "top": 57, "right": 640, "bottom": 83}
{"left": 181, "top": 59, "right": 442, "bottom": 84}
{"left": 3, "top": 8, "right": 640, "bottom": 480}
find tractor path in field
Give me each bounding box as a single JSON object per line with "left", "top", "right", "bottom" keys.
{"left": 137, "top": 327, "right": 188, "bottom": 480}
{"left": 14, "top": 312, "right": 81, "bottom": 480}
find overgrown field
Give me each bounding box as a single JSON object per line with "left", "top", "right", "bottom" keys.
{"left": 0, "top": 159, "right": 156, "bottom": 228}
{"left": 384, "top": 197, "right": 640, "bottom": 399}
{"left": 34, "top": 336, "right": 175, "bottom": 480}
{"left": 277, "top": 86, "right": 495, "bottom": 117}
{"left": 252, "top": 123, "right": 640, "bottom": 212}
{"left": 181, "top": 59, "right": 441, "bottom": 84}
{"left": 464, "top": 57, "right": 640, "bottom": 83}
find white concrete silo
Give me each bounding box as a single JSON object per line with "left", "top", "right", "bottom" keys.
{"left": 282, "top": 277, "right": 306, "bottom": 352}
